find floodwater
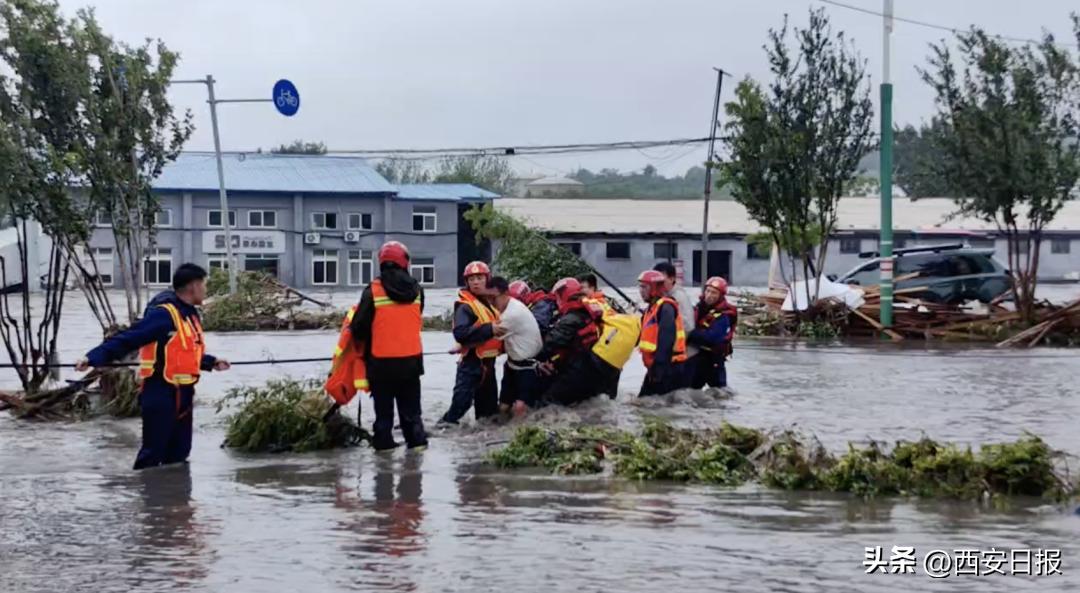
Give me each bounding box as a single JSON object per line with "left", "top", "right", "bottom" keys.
{"left": 2, "top": 291, "right": 1080, "bottom": 592}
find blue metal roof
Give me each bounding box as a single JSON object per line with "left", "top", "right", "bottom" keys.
{"left": 154, "top": 153, "right": 396, "bottom": 194}
{"left": 394, "top": 183, "right": 500, "bottom": 201}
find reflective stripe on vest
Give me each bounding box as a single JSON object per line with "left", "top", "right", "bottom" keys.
{"left": 455, "top": 289, "right": 503, "bottom": 359}
{"left": 639, "top": 297, "right": 687, "bottom": 367}
{"left": 138, "top": 303, "right": 205, "bottom": 386}
{"left": 324, "top": 305, "right": 370, "bottom": 405}
{"left": 371, "top": 279, "right": 423, "bottom": 358}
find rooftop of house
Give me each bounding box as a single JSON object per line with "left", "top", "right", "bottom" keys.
{"left": 497, "top": 197, "right": 1080, "bottom": 235}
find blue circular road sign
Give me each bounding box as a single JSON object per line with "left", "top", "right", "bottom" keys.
{"left": 272, "top": 79, "right": 300, "bottom": 117}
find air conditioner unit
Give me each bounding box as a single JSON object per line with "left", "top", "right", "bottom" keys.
{"left": 343, "top": 231, "right": 360, "bottom": 244}
{"left": 304, "top": 232, "right": 321, "bottom": 245}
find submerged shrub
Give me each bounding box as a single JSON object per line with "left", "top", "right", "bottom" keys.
{"left": 217, "top": 378, "right": 368, "bottom": 453}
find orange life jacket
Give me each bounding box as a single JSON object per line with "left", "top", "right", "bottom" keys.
{"left": 138, "top": 303, "right": 205, "bottom": 385}
{"left": 370, "top": 279, "right": 423, "bottom": 358}
{"left": 639, "top": 296, "right": 687, "bottom": 368}
{"left": 589, "top": 291, "right": 607, "bottom": 305}
{"left": 455, "top": 289, "right": 503, "bottom": 359}
{"left": 697, "top": 300, "right": 737, "bottom": 357}
{"left": 324, "top": 305, "right": 369, "bottom": 406}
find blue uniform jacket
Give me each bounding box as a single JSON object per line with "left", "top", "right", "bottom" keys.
{"left": 652, "top": 301, "right": 678, "bottom": 368}
{"left": 86, "top": 291, "right": 217, "bottom": 375}
{"left": 452, "top": 300, "right": 495, "bottom": 348}
{"left": 688, "top": 307, "right": 731, "bottom": 356}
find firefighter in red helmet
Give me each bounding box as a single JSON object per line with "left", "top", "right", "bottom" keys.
{"left": 637, "top": 269, "right": 687, "bottom": 396}
{"left": 439, "top": 261, "right": 504, "bottom": 425}
{"left": 348, "top": 241, "right": 427, "bottom": 450}
{"left": 533, "top": 277, "right": 616, "bottom": 406}
{"left": 688, "top": 276, "right": 735, "bottom": 389}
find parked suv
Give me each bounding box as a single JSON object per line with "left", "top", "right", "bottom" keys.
{"left": 833, "top": 244, "right": 1012, "bottom": 304}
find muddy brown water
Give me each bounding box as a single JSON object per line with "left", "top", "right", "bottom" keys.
{"left": 2, "top": 292, "right": 1080, "bottom": 592}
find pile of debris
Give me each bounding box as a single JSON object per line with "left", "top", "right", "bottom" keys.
{"left": 747, "top": 275, "right": 1080, "bottom": 347}
{"left": 202, "top": 270, "right": 342, "bottom": 332}
{"left": 0, "top": 367, "right": 140, "bottom": 420}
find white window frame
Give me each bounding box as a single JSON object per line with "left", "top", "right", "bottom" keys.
{"left": 311, "top": 249, "right": 339, "bottom": 286}
{"left": 244, "top": 254, "right": 280, "bottom": 278}
{"left": 347, "top": 212, "right": 373, "bottom": 231}
{"left": 347, "top": 250, "right": 374, "bottom": 286}
{"left": 143, "top": 248, "right": 173, "bottom": 286}
{"left": 84, "top": 246, "right": 114, "bottom": 286}
{"left": 206, "top": 253, "right": 235, "bottom": 271}
{"left": 311, "top": 212, "right": 338, "bottom": 231}
{"left": 94, "top": 211, "right": 113, "bottom": 227}
{"left": 154, "top": 208, "right": 173, "bottom": 228}
{"left": 207, "top": 209, "right": 237, "bottom": 228}
{"left": 412, "top": 207, "right": 437, "bottom": 233}
{"left": 247, "top": 210, "right": 277, "bottom": 229}
{"left": 410, "top": 257, "right": 436, "bottom": 286}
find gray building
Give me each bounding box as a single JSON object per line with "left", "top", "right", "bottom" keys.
{"left": 498, "top": 197, "right": 1080, "bottom": 287}
{"left": 87, "top": 154, "right": 498, "bottom": 290}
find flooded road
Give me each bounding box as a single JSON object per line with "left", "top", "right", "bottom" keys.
{"left": 2, "top": 292, "right": 1080, "bottom": 592}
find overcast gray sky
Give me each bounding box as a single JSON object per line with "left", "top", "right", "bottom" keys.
{"left": 57, "top": 0, "right": 1078, "bottom": 177}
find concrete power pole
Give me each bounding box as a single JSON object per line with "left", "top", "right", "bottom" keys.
{"left": 878, "top": 0, "right": 895, "bottom": 329}
{"left": 701, "top": 68, "right": 728, "bottom": 286}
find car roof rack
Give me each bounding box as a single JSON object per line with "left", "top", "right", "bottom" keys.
{"left": 858, "top": 242, "right": 966, "bottom": 259}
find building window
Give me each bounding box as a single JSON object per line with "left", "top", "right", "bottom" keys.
{"left": 893, "top": 237, "right": 907, "bottom": 250}
{"left": 143, "top": 248, "right": 172, "bottom": 286}
{"left": 248, "top": 210, "right": 277, "bottom": 228}
{"left": 606, "top": 242, "right": 630, "bottom": 260}
{"left": 348, "top": 250, "right": 373, "bottom": 286}
{"left": 154, "top": 208, "right": 173, "bottom": 228}
{"left": 968, "top": 238, "right": 995, "bottom": 249}
{"left": 1016, "top": 240, "right": 1029, "bottom": 255}
{"left": 207, "top": 254, "right": 233, "bottom": 270}
{"left": 83, "top": 247, "right": 114, "bottom": 286}
{"left": 208, "top": 209, "right": 237, "bottom": 228}
{"left": 244, "top": 254, "right": 279, "bottom": 277}
{"left": 347, "top": 213, "right": 373, "bottom": 231}
{"left": 558, "top": 242, "right": 581, "bottom": 256}
{"left": 1051, "top": 239, "right": 1071, "bottom": 254}
{"left": 746, "top": 242, "right": 769, "bottom": 260}
{"left": 410, "top": 257, "right": 435, "bottom": 285}
{"left": 312, "top": 249, "right": 338, "bottom": 285}
{"left": 839, "top": 238, "right": 861, "bottom": 254}
{"left": 412, "top": 206, "right": 437, "bottom": 233}
{"left": 654, "top": 242, "right": 678, "bottom": 260}
{"left": 95, "top": 211, "right": 113, "bottom": 227}
{"left": 311, "top": 212, "right": 338, "bottom": 230}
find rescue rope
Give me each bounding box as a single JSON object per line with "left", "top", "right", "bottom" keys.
{"left": 0, "top": 352, "right": 460, "bottom": 369}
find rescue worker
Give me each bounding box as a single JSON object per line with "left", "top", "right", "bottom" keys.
{"left": 491, "top": 277, "right": 543, "bottom": 417}
{"left": 653, "top": 262, "right": 697, "bottom": 387}
{"left": 688, "top": 276, "right": 736, "bottom": 389}
{"left": 439, "top": 261, "right": 504, "bottom": 425}
{"left": 348, "top": 241, "right": 427, "bottom": 451}
{"left": 638, "top": 269, "right": 687, "bottom": 397}
{"left": 536, "top": 277, "right": 618, "bottom": 406}
{"left": 76, "top": 264, "right": 230, "bottom": 470}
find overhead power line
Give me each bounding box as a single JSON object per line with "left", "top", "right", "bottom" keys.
{"left": 817, "top": 0, "right": 1080, "bottom": 49}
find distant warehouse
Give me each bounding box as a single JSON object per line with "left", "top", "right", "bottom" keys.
{"left": 496, "top": 197, "right": 1080, "bottom": 286}
{"left": 86, "top": 153, "right": 498, "bottom": 290}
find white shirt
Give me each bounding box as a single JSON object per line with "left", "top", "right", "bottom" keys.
{"left": 670, "top": 285, "right": 700, "bottom": 358}
{"left": 498, "top": 298, "right": 543, "bottom": 361}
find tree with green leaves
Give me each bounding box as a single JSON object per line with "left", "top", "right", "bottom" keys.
{"left": 921, "top": 21, "right": 1080, "bottom": 324}
{"left": 463, "top": 203, "right": 589, "bottom": 291}
{"left": 721, "top": 8, "right": 874, "bottom": 310}
{"left": 375, "top": 158, "right": 432, "bottom": 184}
{"left": 272, "top": 139, "right": 327, "bottom": 155}
{"left": 0, "top": 0, "right": 191, "bottom": 395}
{"left": 376, "top": 154, "right": 513, "bottom": 195}
{"left": 893, "top": 119, "right": 954, "bottom": 198}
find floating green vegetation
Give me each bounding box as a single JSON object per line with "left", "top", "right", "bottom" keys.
{"left": 491, "top": 420, "right": 1076, "bottom": 502}
{"left": 217, "top": 378, "right": 369, "bottom": 453}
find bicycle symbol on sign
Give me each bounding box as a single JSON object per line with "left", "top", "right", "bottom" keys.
{"left": 276, "top": 89, "right": 298, "bottom": 109}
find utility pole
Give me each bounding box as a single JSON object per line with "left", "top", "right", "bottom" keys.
{"left": 878, "top": 0, "right": 895, "bottom": 330}
{"left": 205, "top": 75, "right": 238, "bottom": 295}
{"left": 701, "top": 68, "right": 728, "bottom": 287}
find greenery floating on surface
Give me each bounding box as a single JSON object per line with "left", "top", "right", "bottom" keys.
{"left": 218, "top": 378, "right": 369, "bottom": 453}
{"left": 491, "top": 419, "right": 1076, "bottom": 502}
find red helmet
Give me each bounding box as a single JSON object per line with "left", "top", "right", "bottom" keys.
{"left": 705, "top": 276, "right": 728, "bottom": 295}
{"left": 552, "top": 277, "right": 583, "bottom": 313}
{"left": 378, "top": 241, "right": 410, "bottom": 269}
{"left": 463, "top": 261, "right": 490, "bottom": 279}
{"left": 638, "top": 269, "right": 667, "bottom": 300}
{"left": 508, "top": 280, "right": 530, "bottom": 301}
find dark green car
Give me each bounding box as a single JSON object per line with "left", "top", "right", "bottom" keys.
{"left": 835, "top": 245, "right": 1012, "bottom": 304}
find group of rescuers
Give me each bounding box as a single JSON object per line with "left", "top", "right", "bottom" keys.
{"left": 75, "top": 240, "right": 736, "bottom": 469}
